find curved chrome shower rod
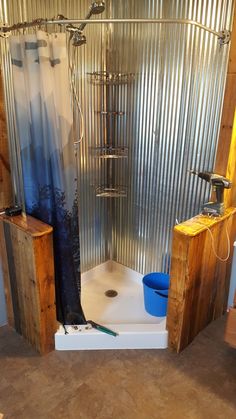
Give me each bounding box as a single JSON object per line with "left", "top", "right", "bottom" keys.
{"left": 0, "top": 18, "right": 231, "bottom": 45}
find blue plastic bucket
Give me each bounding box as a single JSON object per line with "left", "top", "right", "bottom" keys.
{"left": 142, "top": 272, "right": 170, "bottom": 317}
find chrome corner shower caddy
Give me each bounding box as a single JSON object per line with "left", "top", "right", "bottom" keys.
{"left": 88, "top": 71, "right": 135, "bottom": 198}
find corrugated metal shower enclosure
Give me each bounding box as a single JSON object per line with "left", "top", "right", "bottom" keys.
{"left": 0, "top": 0, "right": 234, "bottom": 275}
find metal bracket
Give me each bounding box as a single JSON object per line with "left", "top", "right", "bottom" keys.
{"left": 63, "top": 324, "right": 91, "bottom": 334}
{"left": 0, "top": 23, "right": 11, "bottom": 38}
{"left": 218, "top": 30, "right": 231, "bottom": 45}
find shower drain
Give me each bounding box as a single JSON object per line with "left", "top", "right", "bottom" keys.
{"left": 105, "top": 289, "right": 118, "bottom": 298}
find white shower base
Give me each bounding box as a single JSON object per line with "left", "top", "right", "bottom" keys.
{"left": 55, "top": 261, "right": 168, "bottom": 350}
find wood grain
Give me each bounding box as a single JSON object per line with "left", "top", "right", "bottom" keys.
{"left": 0, "top": 214, "right": 57, "bottom": 354}
{"left": 33, "top": 234, "right": 56, "bottom": 354}
{"left": 0, "top": 70, "right": 12, "bottom": 209}
{"left": 214, "top": 75, "right": 236, "bottom": 176}
{"left": 214, "top": 6, "right": 236, "bottom": 177}
{"left": 228, "top": 5, "right": 236, "bottom": 74}
{"left": 0, "top": 220, "right": 14, "bottom": 328}
{"left": 174, "top": 207, "right": 234, "bottom": 236}
{"left": 0, "top": 213, "right": 53, "bottom": 236}
{"left": 167, "top": 207, "right": 236, "bottom": 352}
{"left": 225, "top": 110, "right": 236, "bottom": 208}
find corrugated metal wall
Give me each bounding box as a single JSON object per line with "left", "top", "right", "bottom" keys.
{"left": 0, "top": 0, "right": 234, "bottom": 275}
{"left": 107, "top": 0, "right": 234, "bottom": 273}
{"left": 0, "top": 0, "right": 108, "bottom": 272}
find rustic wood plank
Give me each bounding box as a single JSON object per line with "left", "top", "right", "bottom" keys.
{"left": 0, "top": 213, "right": 53, "bottom": 237}
{"left": 0, "top": 214, "right": 56, "bottom": 354}
{"left": 174, "top": 207, "right": 234, "bottom": 236}
{"left": 0, "top": 219, "right": 14, "bottom": 327}
{"left": 10, "top": 226, "right": 41, "bottom": 350}
{"left": 228, "top": 5, "right": 236, "bottom": 74}
{"left": 3, "top": 222, "right": 22, "bottom": 334}
{"left": 193, "top": 230, "right": 217, "bottom": 334}
{"left": 214, "top": 74, "right": 236, "bottom": 175}
{"left": 33, "top": 234, "right": 56, "bottom": 354}
{"left": 167, "top": 207, "right": 236, "bottom": 352}
{"left": 0, "top": 70, "right": 13, "bottom": 209}
{"left": 225, "top": 110, "right": 236, "bottom": 208}
{"left": 214, "top": 5, "right": 236, "bottom": 176}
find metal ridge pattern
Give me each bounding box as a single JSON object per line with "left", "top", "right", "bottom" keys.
{"left": 0, "top": 0, "right": 234, "bottom": 275}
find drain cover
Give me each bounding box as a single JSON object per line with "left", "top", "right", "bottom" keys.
{"left": 105, "top": 289, "right": 118, "bottom": 298}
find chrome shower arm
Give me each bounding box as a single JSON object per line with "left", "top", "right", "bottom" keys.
{"left": 78, "top": 2, "right": 106, "bottom": 32}
{"left": 78, "top": 10, "right": 93, "bottom": 32}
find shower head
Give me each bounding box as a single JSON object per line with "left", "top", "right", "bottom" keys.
{"left": 57, "top": 14, "right": 86, "bottom": 46}
{"left": 59, "top": 2, "right": 105, "bottom": 46}
{"left": 68, "top": 27, "right": 86, "bottom": 46}
{"left": 78, "top": 1, "right": 105, "bottom": 31}
{"left": 90, "top": 1, "right": 106, "bottom": 14}
{"left": 64, "top": 22, "right": 87, "bottom": 46}
{"left": 71, "top": 30, "right": 87, "bottom": 46}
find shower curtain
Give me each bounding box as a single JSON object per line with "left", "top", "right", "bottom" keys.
{"left": 9, "top": 31, "right": 86, "bottom": 325}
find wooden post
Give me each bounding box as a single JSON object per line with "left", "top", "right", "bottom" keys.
{"left": 0, "top": 214, "right": 57, "bottom": 354}
{"left": 214, "top": 6, "right": 236, "bottom": 178}
{"left": 225, "top": 111, "right": 236, "bottom": 208}
{"left": 167, "top": 208, "right": 236, "bottom": 352}
{"left": 0, "top": 70, "right": 13, "bottom": 209}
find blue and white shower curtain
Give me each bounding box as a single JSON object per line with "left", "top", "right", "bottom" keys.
{"left": 10, "top": 31, "right": 86, "bottom": 325}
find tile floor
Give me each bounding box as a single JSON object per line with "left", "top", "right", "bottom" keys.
{"left": 1, "top": 316, "right": 236, "bottom": 418}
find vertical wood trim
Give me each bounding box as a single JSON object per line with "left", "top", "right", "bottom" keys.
{"left": 0, "top": 70, "right": 13, "bottom": 209}
{"left": 3, "top": 222, "right": 22, "bottom": 334}
{"left": 225, "top": 110, "right": 236, "bottom": 207}
{"left": 33, "top": 234, "right": 56, "bottom": 354}
{"left": 0, "top": 220, "right": 14, "bottom": 327}
{"left": 214, "top": 5, "right": 236, "bottom": 176}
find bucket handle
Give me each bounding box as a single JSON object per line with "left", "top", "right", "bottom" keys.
{"left": 154, "top": 291, "right": 168, "bottom": 298}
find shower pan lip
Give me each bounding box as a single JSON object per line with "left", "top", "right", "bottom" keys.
{"left": 55, "top": 261, "right": 168, "bottom": 350}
